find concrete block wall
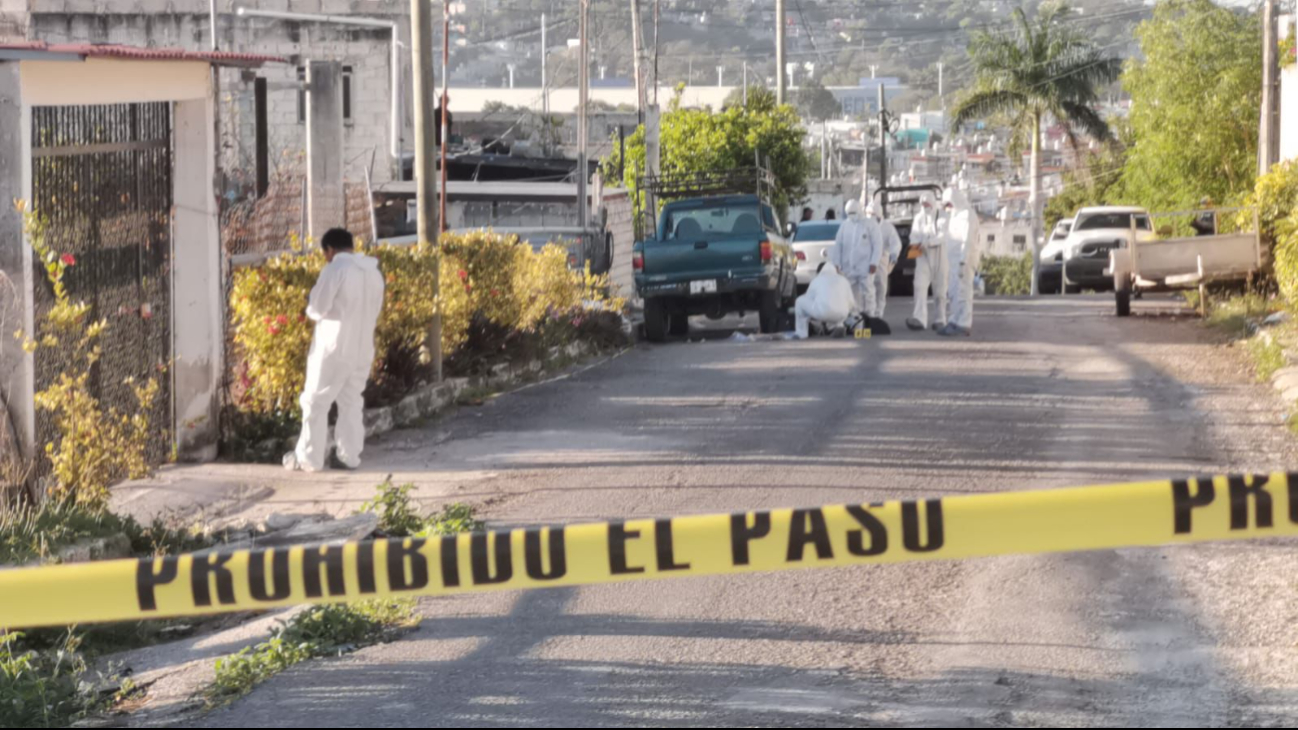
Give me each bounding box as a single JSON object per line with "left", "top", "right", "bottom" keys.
{"left": 19, "top": 2, "right": 412, "bottom": 188}
{"left": 603, "top": 190, "right": 639, "bottom": 308}
{"left": 0, "top": 60, "right": 33, "bottom": 466}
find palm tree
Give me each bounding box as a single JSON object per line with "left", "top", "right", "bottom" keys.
{"left": 951, "top": 2, "right": 1122, "bottom": 296}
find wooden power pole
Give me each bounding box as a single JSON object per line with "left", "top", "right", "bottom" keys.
{"left": 412, "top": 0, "right": 441, "bottom": 380}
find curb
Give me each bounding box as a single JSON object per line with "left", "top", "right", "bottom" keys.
{"left": 1257, "top": 329, "right": 1298, "bottom": 406}
{"left": 360, "top": 340, "right": 597, "bottom": 439}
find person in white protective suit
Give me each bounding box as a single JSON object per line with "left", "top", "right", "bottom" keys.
{"left": 830, "top": 199, "right": 883, "bottom": 320}
{"left": 284, "top": 229, "right": 386, "bottom": 472}
{"left": 907, "top": 192, "right": 949, "bottom": 330}
{"left": 937, "top": 188, "right": 981, "bottom": 337}
{"left": 795, "top": 263, "right": 860, "bottom": 339}
{"left": 866, "top": 201, "right": 903, "bottom": 318}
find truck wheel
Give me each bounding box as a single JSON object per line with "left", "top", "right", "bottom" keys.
{"left": 759, "top": 291, "right": 782, "bottom": 334}
{"left": 644, "top": 300, "right": 669, "bottom": 342}
{"left": 669, "top": 313, "right": 690, "bottom": 336}
{"left": 1115, "top": 290, "right": 1131, "bottom": 317}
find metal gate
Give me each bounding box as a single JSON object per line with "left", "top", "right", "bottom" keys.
{"left": 30, "top": 102, "right": 174, "bottom": 469}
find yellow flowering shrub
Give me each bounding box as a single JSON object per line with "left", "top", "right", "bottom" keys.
{"left": 11, "top": 202, "right": 160, "bottom": 508}
{"left": 1236, "top": 162, "right": 1298, "bottom": 307}
{"left": 229, "top": 231, "right": 617, "bottom": 418}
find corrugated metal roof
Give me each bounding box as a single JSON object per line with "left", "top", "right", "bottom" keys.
{"left": 0, "top": 41, "right": 284, "bottom": 67}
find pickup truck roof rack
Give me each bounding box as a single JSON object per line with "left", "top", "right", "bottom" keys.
{"left": 636, "top": 164, "right": 778, "bottom": 239}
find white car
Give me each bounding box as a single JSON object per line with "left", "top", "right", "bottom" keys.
{"left": 790, "top": 220, "right": 841, "bottom": 293}
{"left": 1037, "top": 218, "right": 1073, "bottom": 294}
{"left": 1060, "top": 207, "right": 1156, "bottom": 293}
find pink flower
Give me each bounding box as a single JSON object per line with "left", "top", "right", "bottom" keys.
{"left": 267, "top": 325, "right": 280, "bottom": 335}
{"left": 276, "top": 315, "right": 289, "bottom": 326}
{"left": 60, "top": 253, "right": 76, "bottom": 266}
{"left": 458, "top": 270, "right": 468, "bottom": 282}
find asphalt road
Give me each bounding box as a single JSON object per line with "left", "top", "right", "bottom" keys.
{"left": 200, "top": 295, "right": 1298, "bottom": 728}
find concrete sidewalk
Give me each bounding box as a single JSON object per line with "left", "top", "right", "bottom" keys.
{"left": 110, "top": 351, "right": 624, "bottom": 532}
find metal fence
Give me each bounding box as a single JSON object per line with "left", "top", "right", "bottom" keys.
{"left": 30, "top": 102, "right": 175, "bottom": 470}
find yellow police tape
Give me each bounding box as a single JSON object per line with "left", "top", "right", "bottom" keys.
{"left": 2, "top": 473, "right": 1296, "bottom": 629}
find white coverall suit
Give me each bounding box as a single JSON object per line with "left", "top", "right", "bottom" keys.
{"left": 795, "top": 263, "right": 860, "bottom": 339}
{"left": 830, "top": 201, "right": 883, "bottom": 318}
{"left": 291, "top": 252, "right": 386, "bottom": 471}
{"left": 909, "top": 193, "right": 948, "bottom": 329}
{"left": 867, "top": 202, "right": 903, "bottom": 318}
{"left": 943, "top": 189, "right": 981, "bottom": 334}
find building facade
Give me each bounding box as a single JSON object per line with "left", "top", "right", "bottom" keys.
{"left": 2, "top": 1, "right": 413, "bottom": 191}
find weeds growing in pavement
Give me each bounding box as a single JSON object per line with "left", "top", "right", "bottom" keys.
{"left": 206, "top": 598, "right": 419, "bottom": 705}
{"left": 1248, "top": 334, "right": 1287, "bottom": 383}
{"left": 208, "top": 484, "right": 483, "bottom": 705}
{"left": 360, "top": 478, "right": 483, "bottom": 537}
{"left": 0, "top": 631, "right": 123, "bottom": 728}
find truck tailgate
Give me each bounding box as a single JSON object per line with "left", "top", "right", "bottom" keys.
{"left": 642, "top": 236, "right": 764, "bottom": 283}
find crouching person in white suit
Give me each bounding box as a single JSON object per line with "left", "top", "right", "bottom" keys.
{"left": 795, "top": 263, "right": 861, "bottom": 339}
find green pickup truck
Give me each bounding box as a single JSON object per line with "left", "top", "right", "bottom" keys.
{"left": 633, "top": 183, "right": 797, "bottom": 342}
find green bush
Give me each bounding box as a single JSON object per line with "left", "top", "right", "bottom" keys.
{"left": 980, "top": 254, "right": 1033, "bottom": 295}
{"left": 0, "top": 499, "right": 208, "bottom": 566}
{"left": 1236, "top": 161, "right": 1298, "bottom": 250}
{"left": 0, "top": 632, "right": 101, "bottom": 728}
{"left": 1276, "top": 212, "right": 1298, "bottom": 308}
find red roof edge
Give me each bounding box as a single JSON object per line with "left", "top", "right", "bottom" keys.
{"left": 0, "top": 41, "right": 286, "bottom": 67}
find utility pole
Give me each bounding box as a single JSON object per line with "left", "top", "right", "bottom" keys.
{"left": 1260, "top": 0, "right": 1281, "bottom": 176}
{"left": 869, "top": 64, "right": 878, "bottom": 79}
{"left": 541, "top": 13, "right": 548, "bottom": 118}
{"left": 440, "top": 1, "right": 450, "bottom": 235}
{"left": 578, "top": 0, "right": 590, "bottom": 230}
{"left": 412, "top": 0, "right": 441, "bottom": 380}
{"left": 717, "top": 65, "right": 724, "bottom": 87}
{"left": 653, "top": 0, "right": 661, "bottom": 106}
{"left": 776, "top": 0, "right": 787, "bottom": 104}
{"left": 937, "top": 61, "right": 945, "bottom": 109}
{"left": 742, "top": 61, "right": 748, "bottom": 105}
{"left": 209, "top": 0, "right": 219, "bottom": 50}
{"left": 877, "top": 84, "right": 889, "bottom": 210}
{"left": 822, "top": 120, "right": 829, "bottom": 180}
{"left": 631, "top": 0, "right": 646, "bottom": 119}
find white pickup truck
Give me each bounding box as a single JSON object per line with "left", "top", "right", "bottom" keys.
{"left": 1109, "top": 210, "right": 1263, "bottom": 317}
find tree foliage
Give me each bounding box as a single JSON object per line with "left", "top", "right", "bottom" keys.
{"left": 795, "top": 78, "right": 843, "bottom": 121}
{"left": 1117, "top": 0, "right": 1262, "bottom": 212}
{"left": 1044, "top": 132, "right": 1130, "bottom": 230}
{"left": 602, "top": 89, "right": 810, "bottom": 223}
{"left": 952, "top": 2, "right": 1121, "bottom": 159}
